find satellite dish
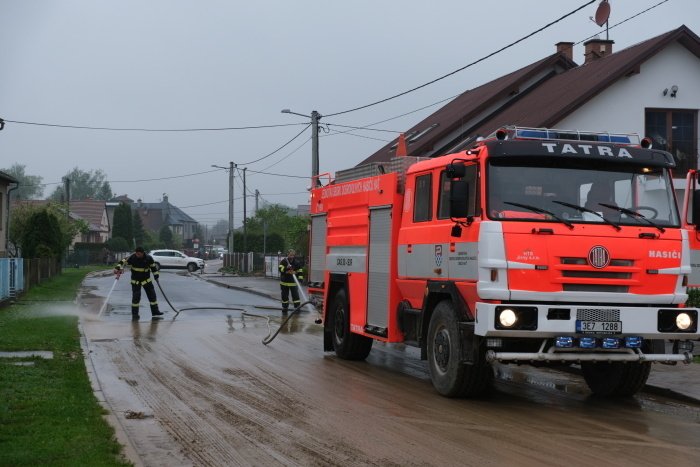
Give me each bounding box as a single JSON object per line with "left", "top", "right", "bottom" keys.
{"left": 594, "top": 1, "right": 610, "bottom": 27}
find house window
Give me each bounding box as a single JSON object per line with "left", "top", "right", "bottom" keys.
{"left": 645, "top": 109, "right": 698, "bottom": 175}
{"left": 413, "top": 173, "right": 432, "bottom": 222}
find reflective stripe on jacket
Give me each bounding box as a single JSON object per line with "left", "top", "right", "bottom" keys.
{"left": 115, "top": 253, "right": 159, "bottom": 282}
{"left": 279, "top": 257, "right": 304, "bottom": 283}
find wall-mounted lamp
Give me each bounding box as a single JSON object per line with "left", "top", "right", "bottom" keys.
{"left": 670, "top": 85, "right": 679, "bottom": 98}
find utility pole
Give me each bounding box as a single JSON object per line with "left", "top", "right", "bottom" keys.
{"left": 255, "top": 189, "right": 260, "bottom": 215}
{"left": 229, "top": 161, "right": 235, "bottom": 256}
{"left": 311, "top": 110, "right": 321, "bottom": 186}
{"left": 213, "top": 162, "right": 235, "bottom": 261}
{"left": 281, "top": 108, "right": 322, "bottom": 187}
{"left": 242, "top": 167, "right": 247, "bottom": 255}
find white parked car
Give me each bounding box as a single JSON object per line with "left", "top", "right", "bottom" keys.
{"left": 149, "top": 249, "right": 205, "bottom": 272}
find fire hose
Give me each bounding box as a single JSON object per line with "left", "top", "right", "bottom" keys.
{"left": 153, "top": 271, "right": 319, "bottom": 345}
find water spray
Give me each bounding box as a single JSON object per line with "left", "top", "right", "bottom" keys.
{"left": 97, "top": 273, "right": 121, "bottom": 318}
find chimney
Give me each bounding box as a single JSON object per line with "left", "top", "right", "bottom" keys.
{"left": 583, "top": 38, "right": 614, "bottom": 63}
{"left": 556, "top": 41, "right": 574, "bottom": 62}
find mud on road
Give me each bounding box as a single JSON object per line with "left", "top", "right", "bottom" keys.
{"left": 79, "top": 273, "right": 700, "bottom": 466}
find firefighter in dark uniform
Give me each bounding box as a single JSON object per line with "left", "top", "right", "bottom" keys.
{"left": 114, "top": 246, "right": 163, "bottom": 321}
{"left": 278, "top": 249, "right": 304, "bottom": 313}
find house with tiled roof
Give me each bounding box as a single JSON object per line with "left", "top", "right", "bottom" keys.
{"left": 363, "top": 25, "right": 700, "bottom": 178}
{"left": 70, "top": 200, "right": 110, "bottom": 243}
{"left": 132, "top": 194, "right": 199, "bottom": 241}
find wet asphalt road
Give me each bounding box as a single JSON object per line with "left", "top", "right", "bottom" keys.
{"left": 79, "top": 271, "right": 700, "bottom": 467}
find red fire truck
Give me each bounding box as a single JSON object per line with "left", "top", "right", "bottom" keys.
{"left": 308, "top": 126, "right": 699, "bottom": 398}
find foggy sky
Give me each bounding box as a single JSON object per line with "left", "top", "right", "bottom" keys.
{"left": 1, "top": 0, "right": 698, "bottom": 226}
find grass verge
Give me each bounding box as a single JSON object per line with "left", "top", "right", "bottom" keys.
{"left": 0, "top": 266, "right": 131, "bottom": 466}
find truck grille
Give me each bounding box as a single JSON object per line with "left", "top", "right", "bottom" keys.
{"left": 559, "top": 257, "right": 634, "bottom": 293}
{"left": 577, "top": 308, "right": 620, "bottom": 321}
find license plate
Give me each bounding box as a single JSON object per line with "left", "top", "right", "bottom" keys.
{"left": 576, "top": 320, "right": 622, "bottom": 334}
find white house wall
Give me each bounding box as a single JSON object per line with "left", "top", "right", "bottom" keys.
{"left": 557, "top": 42, "right": 700, "bottom": 143}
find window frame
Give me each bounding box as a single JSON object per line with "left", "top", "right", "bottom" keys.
{"left": 413, "top": 173, "right": 433, "bottom": 223}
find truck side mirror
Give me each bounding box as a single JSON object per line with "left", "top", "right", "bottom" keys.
{"left": 450, "top": 180, "right": 470, "bottom": 218}
{"left": 446, "top": 162, "right": 466, "bottom": 179}
{"left": 692, "top": 190, "right": 700, "bottom": 228}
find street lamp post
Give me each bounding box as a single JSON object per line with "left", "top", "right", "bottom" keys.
{"left": 281, "top": 109, "right": 322, "bottom": 186}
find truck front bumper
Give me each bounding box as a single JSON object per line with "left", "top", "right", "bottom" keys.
{"left": 475, "top": 302, "right": 699, "bottom": 339}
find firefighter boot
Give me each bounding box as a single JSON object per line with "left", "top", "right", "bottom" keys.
{"left": 131, "top": 311, "right": 140, "bottom": 321}
{"left": 151, "top": 304, "right": 164, "bottom": 319}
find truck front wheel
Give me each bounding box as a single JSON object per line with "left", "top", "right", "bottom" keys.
{"left": 427, "top": 300, "right": 492, "bottom": 398}
{"left": 581, "top": 361, "right": 651, "bottom": 397}
{"left": 330, "top": 288, "right": 372, "bottom": 360}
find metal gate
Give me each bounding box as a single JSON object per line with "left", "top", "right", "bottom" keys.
{"left": 366, "top": 206, "right": 392, "bottom": 329}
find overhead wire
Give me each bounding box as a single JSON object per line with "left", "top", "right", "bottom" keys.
{"left": 235, "top": 124, "right": 311, "bottom": 165}
{"left": 0, "top": 119, "right": 308, "bottom": 132}
{"left": 574, "top": 0, "right": 670, "bottom": 45}
{"left": 324, "top": 0, "right": 596, "bottom": 117}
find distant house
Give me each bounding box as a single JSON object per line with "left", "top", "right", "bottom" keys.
{"left": 70, "top": 200, "right": 110, "bottom": 243}
{"left": 363, "top": 25, "right": 700, "bottom": 182}
{"left": 132, "top": 194, "right": 199, "bottom": 241}
{"left": 0, "top": 170, "right": 18, "bottom": 257}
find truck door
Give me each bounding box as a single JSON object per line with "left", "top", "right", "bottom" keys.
{"left": 367, "top": 205, "right": 392, "bottom": 330}
{"left": 683, "top": 170, "right": 700, "bottom": 287}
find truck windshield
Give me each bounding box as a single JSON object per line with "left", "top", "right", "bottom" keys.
{"left": 487, "top": 157, "right": 680, "bottom": 228}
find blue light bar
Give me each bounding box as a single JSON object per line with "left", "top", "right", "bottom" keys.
{"left": 624, "top": 336, "right": 643, "bottom": 348}
{"left": 602, "top": 337, "right": 620, "bottom": 349}
{"left": 555, "top": 336, "right": 574, "bottom": 348}
{"left": 579, "top": 337, "right": 597, "bottom": 349}
{"left": 491, "top": 126, "right": 641, "bottom": 145}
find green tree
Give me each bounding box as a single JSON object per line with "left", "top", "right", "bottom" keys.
{"left": 1, "top": 163, "right": 44, "bottom": 200}
{"left": 50, "top": 167, "right": 113, "bottom": 201}
{"left": 132, "top": 210, "right": 145, "bottom": 247}
{"left": 142, "top": 229, "right": 162, "bottom": 251}
{"left": 112, "top": 203, "right": 133, "bottom": 248}
{"left": 159, "top": 225, "right": 173, "bottom": 248}
{"left": 105, "top": 236, "right": 130, "bottom": 253}
{"left": 244, "top": 204, "right": 309, "bottom": 254}
{"left": 10, "top": 202, "right": 87, "bottom": 258}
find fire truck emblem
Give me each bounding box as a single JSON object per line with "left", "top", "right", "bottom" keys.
{"left": 435, "top": 245, "right": 443, "bottom": 267}
{"left": 588, "top": 245, "right": 610, "bottom": 269}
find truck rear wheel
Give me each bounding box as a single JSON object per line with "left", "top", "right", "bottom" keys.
{"left": 427, "top": 300, "right": 492, "bottom": 398}
{"left": 330, "top": 288, "right": 372, "bottom": 360}
{"left": 581, "top": 361, "right": 651, "bottom": 397}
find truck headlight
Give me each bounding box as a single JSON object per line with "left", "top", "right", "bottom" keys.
{"left": 658, "top": 309, "right": 698, "bottom": 333}
{"left": 498, "top": 308, "right": 517, "bottom": 327}
{"left": 676, "top": 312, "right": 692, "bottom": 330}
{"left": 495, "top": 306, "right": 538, "bottom": 330}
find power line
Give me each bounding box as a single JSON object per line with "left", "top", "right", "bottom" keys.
{"left": 109, "top": 168, "right": 221, "bottom": 183}
{"left": 245, "top": 169, "right": 308, "bottom": 179}
{"left": 257, "top": 137, "right": 311, "bottom": 174}
{"left": 326, "top": 130, "right": 392, "bottom": 143}
{"left": 1, "top": 118, "right": 308, "bottom": 132}
{"left": 325, "top": 123, "right": 401, "bottom": 134}
{"left": 325, "top": 0, "right": 596, "bottom": 117}
{"left": 236, "top": 124, "right": 311, "bottom": 165}
{"left": 575, "top": 0, "right": 670, "bottom": 45}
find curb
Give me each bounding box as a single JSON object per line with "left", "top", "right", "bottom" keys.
{"left": 642, "top": 383, "right": 700, "bottom": 405}
{"left": 78, "top": 322, "right": 144, "bottom": 467}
